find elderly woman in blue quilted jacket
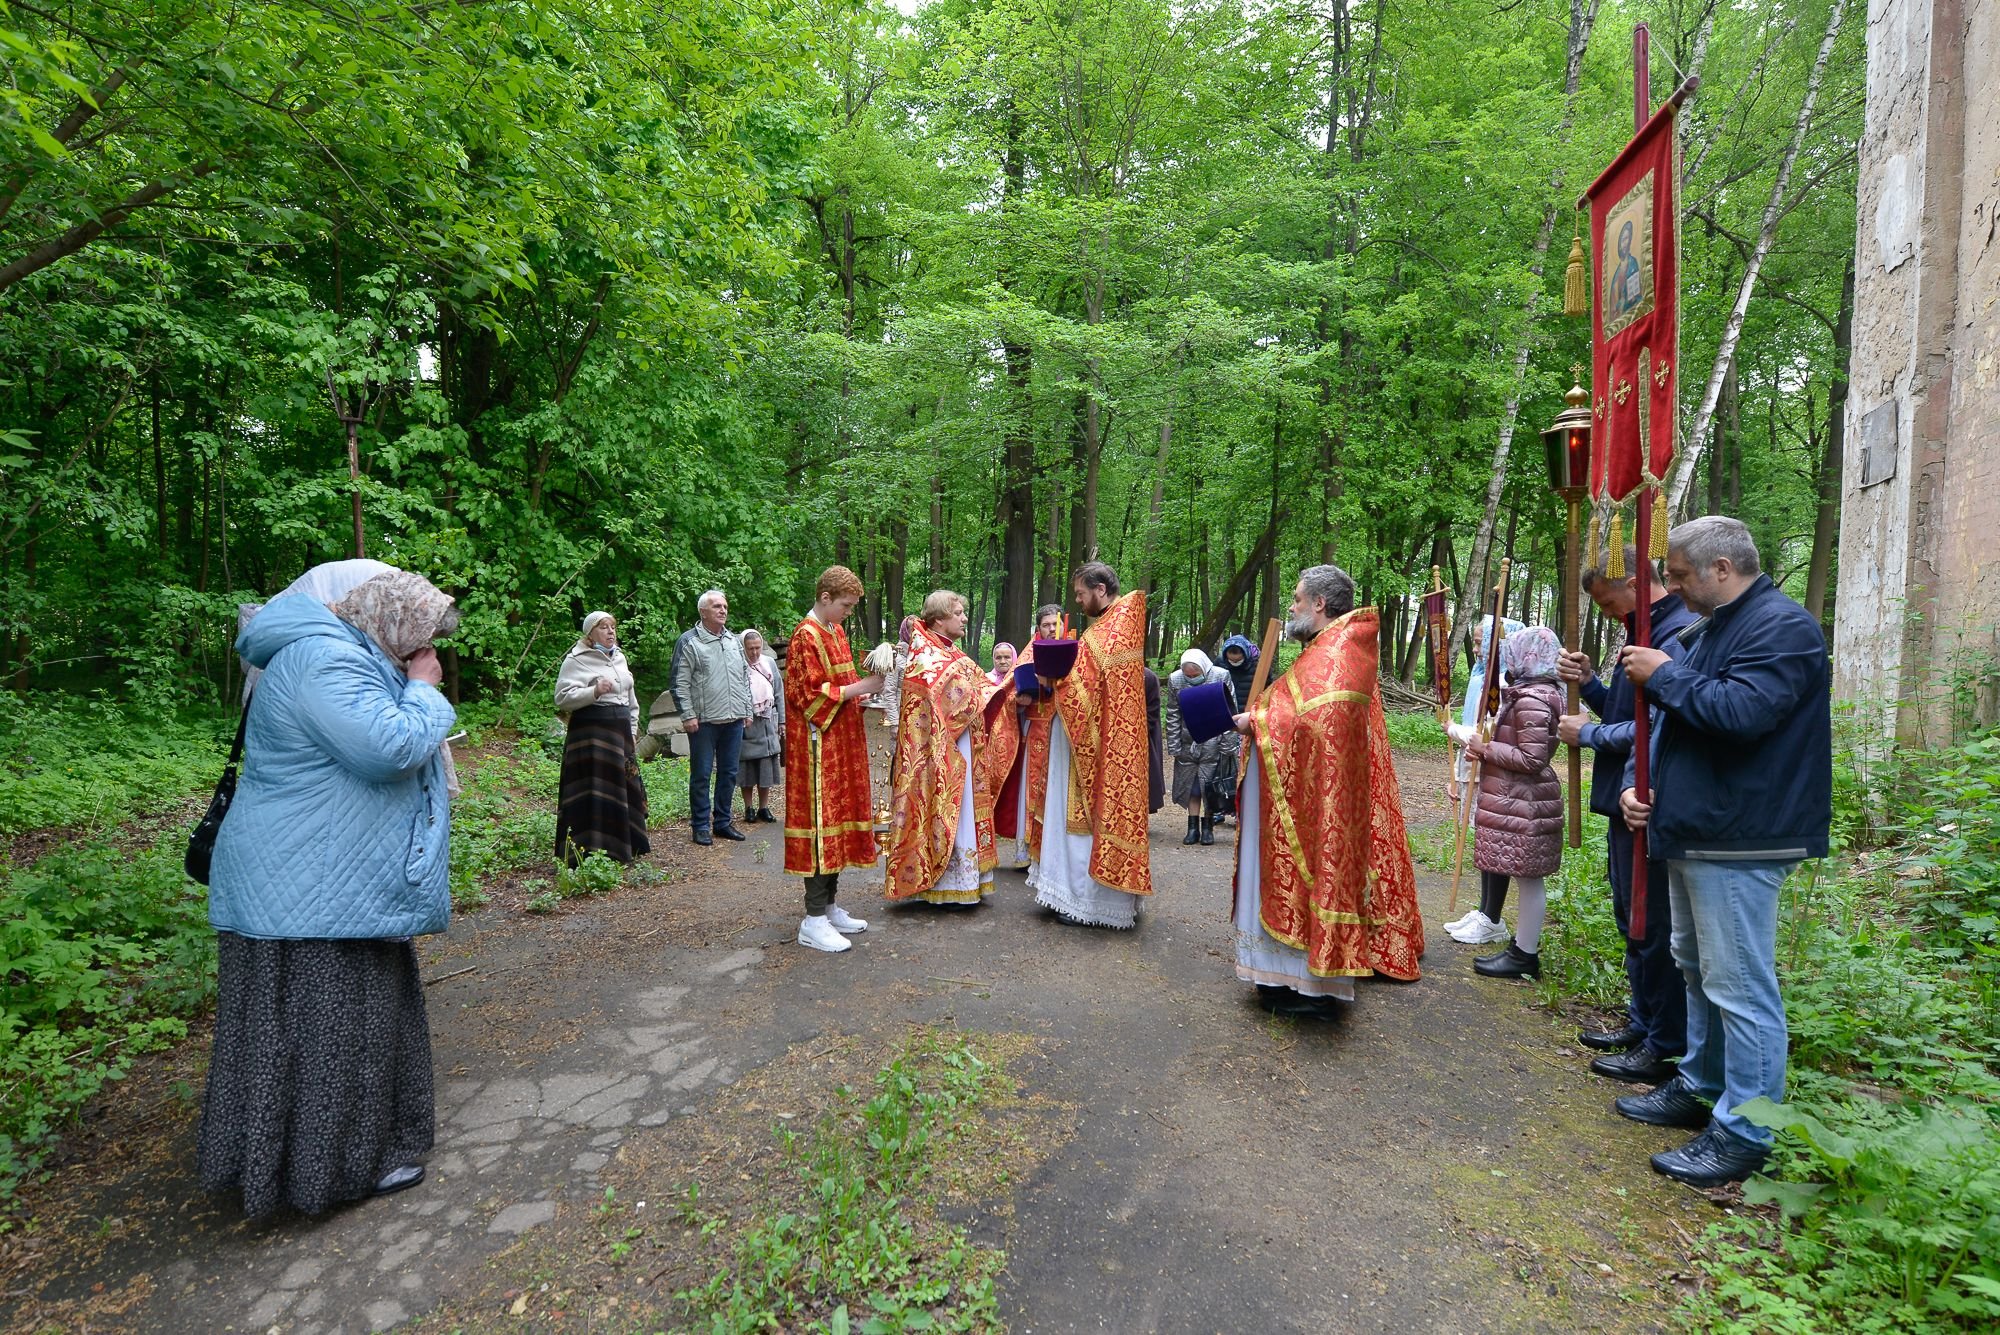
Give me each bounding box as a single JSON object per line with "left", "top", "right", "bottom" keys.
{"left": 198, "top": 566, "right": 460, "bottom": 1218}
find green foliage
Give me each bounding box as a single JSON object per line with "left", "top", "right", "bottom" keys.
{"left": 1382, "top": 711, "right": 1449, "bottom": 753}
{"left": 0, "top": 842, "right": 213, "bottom": 1195}
{"left": 674, "top": 1033, "right": 1005, "bottom": 1334}
{"left": 1541, "top": 726, "right": 2000, "bottom": 1330}
{"left": 0, "top": 694, "right": 231, "bottom": 834}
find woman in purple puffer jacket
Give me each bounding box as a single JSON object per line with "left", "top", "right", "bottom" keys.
{"left": 1462, "top": 625, "right": 1565, "bottom": 979}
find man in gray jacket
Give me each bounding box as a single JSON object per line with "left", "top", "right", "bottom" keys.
{"left": 674, "top": 589, "right": 753, "bottom": 844}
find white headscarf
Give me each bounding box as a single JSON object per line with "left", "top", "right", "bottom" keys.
{"left": 274, "top": 558, "right": 397, "bottom": 608}
{"left": 1178, "top": 647, "right": 1214, "bottom": 678}
{"left": 577, "top": 610, "right": 614, "bottom": 651}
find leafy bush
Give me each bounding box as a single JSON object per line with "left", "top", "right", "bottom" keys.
{"left": 1540, "top": 724, "right": 2000, "bottom": 1330}
{"left": 0, "top": 693, "right": 232, "bottom": 834}
{"left": 0, "top": 843, "right": 215, "bottom": 1195}
{"left": 1383, "top": 711, "right": 1450, "bottom": 752}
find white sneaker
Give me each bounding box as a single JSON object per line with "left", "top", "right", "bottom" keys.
{"left": 798, "top": 915, "right": 852, "bottom": 953}
{"left": 1441, "top": 908, "right": 1479, "bottom": 933}
{"left": 1448, "top": 910, "right": 1499, "bottom": 944}
{"left": 1457, "top": 912, "right": 1513, "bottom": 945}
{"left": 826, "top": 903, "right": 869, "bottom": 934}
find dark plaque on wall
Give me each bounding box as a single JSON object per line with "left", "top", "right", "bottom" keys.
{"left": 1858, "top": 400, "right": 1899, "bottom": 489}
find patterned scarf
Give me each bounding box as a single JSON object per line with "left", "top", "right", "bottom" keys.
{"left": 329, "top": 571, "right": 458, "bottom": 666}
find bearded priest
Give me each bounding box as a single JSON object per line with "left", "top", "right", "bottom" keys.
{"left": 1029, "top": 563, "right": 1153, "bottom": 928}
{"left": 1230, "top": 564, "right": 1424, "bottom": 1015}
{"left": 884, "top": 590, "right": 999, "bottom": 906}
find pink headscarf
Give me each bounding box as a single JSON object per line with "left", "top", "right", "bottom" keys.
{"left": 1501, "top": 625, "right": 1563, "bottom": 683}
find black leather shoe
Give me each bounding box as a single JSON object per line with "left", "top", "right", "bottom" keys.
{"left": 1591, "top": 1045, "right": 1678, "bottom": 1085}
{"left": 1614, "top": 1078, "right": 1713, "bottom": 1128}
{"left": 758, "top": 807, "right": 776, "bottom": 823}
{"left": 693, "top": 830, "right": 713, "bottom": 846}
{"left": 1184, "top": 817, "right": 1201, "bottom": 845}
{"left": 1651, "top": 1128, "right": 1769, "bottom": 1189}
{"left": 373, "top": 1164, "right": 425, "bottom": 1196}
{"left": 1473, "top": 943, "right": 1541, "bottom": 979}
{"left": 1580, "top": 1022, "right": 1644, "bottom": 1052}
{"left": 713, "top": 824, "right": 748, "bottom": 842}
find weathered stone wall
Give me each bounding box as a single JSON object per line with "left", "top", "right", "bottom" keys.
{"left": 1835, "top": 0, "right": 1997, "bottom": 743}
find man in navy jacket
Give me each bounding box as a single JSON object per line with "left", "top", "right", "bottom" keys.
{"left": 1558, "top": 550, "right": 1697, "bottom": 1086}
{"left": 1614, "top": 516, "right": 1832, "bottom": 1190}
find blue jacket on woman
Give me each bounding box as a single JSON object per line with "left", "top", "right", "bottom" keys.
{"left": 209, "top": 594, "right": 458, "bottom": 939}
{"left": 1625, "top": 575, "right": 1831, "bottom": 862}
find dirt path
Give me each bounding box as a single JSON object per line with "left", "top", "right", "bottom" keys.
{"left": 3, "top": 751, "right": 1711, "bottom": 1333}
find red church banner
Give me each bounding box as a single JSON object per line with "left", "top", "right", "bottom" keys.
{"left": 1584, "top": 100, "right": 1680, "bottom": 503}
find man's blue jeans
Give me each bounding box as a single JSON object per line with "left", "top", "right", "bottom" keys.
{"left": 1667, "top": 858, "right": 1796, "bottom": 1148}
{"left": 687, "top": 718, "right": 744, "bottom": 835}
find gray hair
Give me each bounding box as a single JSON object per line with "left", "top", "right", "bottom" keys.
{"left": 1668, "top": 516, "right": 1761, "bottom": 577}
{"left": 1297, "top": 564, "right": 1355, "bottom": 620}
{"left": 698, "top": 588, "right": 727, "bottom": 613}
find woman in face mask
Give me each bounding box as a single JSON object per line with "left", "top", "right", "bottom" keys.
{"left": 553, "top": 611, "right": 651, "bottom": 866}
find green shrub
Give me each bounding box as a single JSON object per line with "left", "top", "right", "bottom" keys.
{"left": 0, "top": 693, "right": 232, "bottom": 834}
{"left": 0, "top": 843, "right": 215, "bottom": 1196}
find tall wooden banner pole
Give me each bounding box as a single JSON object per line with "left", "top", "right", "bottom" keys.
{"left": 1565, "top": 494, "right": 1584, "bottom": 847}
{"left": 1449, "top": 559, "right": 1511, "bottom": 915}
{"left": 1626, "top": 22, "right": 1656, "bottom": 940}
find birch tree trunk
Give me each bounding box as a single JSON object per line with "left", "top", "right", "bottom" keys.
{"left": 1446, "top": 0, "right": 1602, "bottom": 658}
{"left": 1666, "top": 0, "right": 1850, "bottom": 515}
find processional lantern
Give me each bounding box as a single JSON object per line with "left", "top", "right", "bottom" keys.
{"left": 1543, "top": 375, "right": 1592, "bottom": 849}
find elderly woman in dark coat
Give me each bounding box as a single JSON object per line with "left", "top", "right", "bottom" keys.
{"left": 1459, "top": 625, "right": 1566, "bottom": 979}
{"left": 1165, "top": 648, "right": 1239, "bottom": 846}
{"left": 737, "top": 627, "right": 784, "bottom": 824}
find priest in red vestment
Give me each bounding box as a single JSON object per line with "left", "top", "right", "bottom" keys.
{"left": 885, "top": 591, "right": 999, "bottom": 906}
{"left": 1232, "top": 564, "right": 1424, "bottom": 1014}
{"left": 1030, "top": 564, "right": 1152, "bottom": 927}
{"left": 785, "top": 565, "right": 887, "bottom": 954}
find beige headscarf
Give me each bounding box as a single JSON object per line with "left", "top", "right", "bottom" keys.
{"left": 330, "top": 570, "right": 458, "bottom": 665}
{"left": 329, "top": 570, "right": 461, "bottom": 793}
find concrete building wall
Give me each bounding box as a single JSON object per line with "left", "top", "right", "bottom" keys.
{"left": 1834, "top": 0, "right": 1998, "bottom": 744}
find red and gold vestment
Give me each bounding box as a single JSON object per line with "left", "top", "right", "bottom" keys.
{"left": 783, "top": 613, "right": 879, "bottom": 876}
{"left": 1236, "top": 609, "right": 1424, "bottom": 980}
{"left": 1050, "top": 591, "right": 1152, "bottom": 897}
{"left": 885, "top": 624, "right": 997, "bottom": 901}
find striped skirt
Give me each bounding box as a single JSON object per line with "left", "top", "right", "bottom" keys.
{"left": 555, "top": 703, "right": 651, "bottom": 865}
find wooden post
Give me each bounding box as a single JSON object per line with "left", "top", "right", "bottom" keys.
{"left": 1565, "top": 494, "right": 1583, "bottom": 846}
{"left": 1449, "top": 559, "right": 1511, "bottom": 915}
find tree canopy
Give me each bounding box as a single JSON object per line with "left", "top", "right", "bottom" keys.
{"left": 0, "top": 0, "right": 1862, "bottom": 699}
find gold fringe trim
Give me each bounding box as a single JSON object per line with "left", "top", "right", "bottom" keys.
{"left": 1651, "top": 490, "right": 1670, "bottom": 559}
{"left": 1585, "top": 508, "right": 1602, "bottom": 573}
{"left": 1608, "top": 510, "right": 1625, "bottom": 579}
{"left": 1562, "top": 232, "right": 1589, "bottom": 317}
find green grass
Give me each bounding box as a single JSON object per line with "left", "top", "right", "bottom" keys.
{"left": 669, "top": 1031, "right": 1007, "bottom": 1333}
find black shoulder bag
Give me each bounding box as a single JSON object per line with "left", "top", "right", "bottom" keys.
{"left": 185, "top": 701, "right": 250, "bottom": 885}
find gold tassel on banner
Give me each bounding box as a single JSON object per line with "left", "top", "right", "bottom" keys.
{"left": 1651, "top": 489, "right": 1670, "bottom": 559}
{"left": 1585, "top": 507, "right": 1602, "bottom": 574}
{"left": 1608, "top": 509, "right": 1625, "bottom": 579}
{"left": 1562, "top": 219, "right": 1588, "bottom": 318}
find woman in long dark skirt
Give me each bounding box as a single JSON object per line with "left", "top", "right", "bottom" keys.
{"left": 554, "top": 611, "right": 651, "bottom": 865}
{"left": 199, "top": 567, "right": 461, "bottom": 1217}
